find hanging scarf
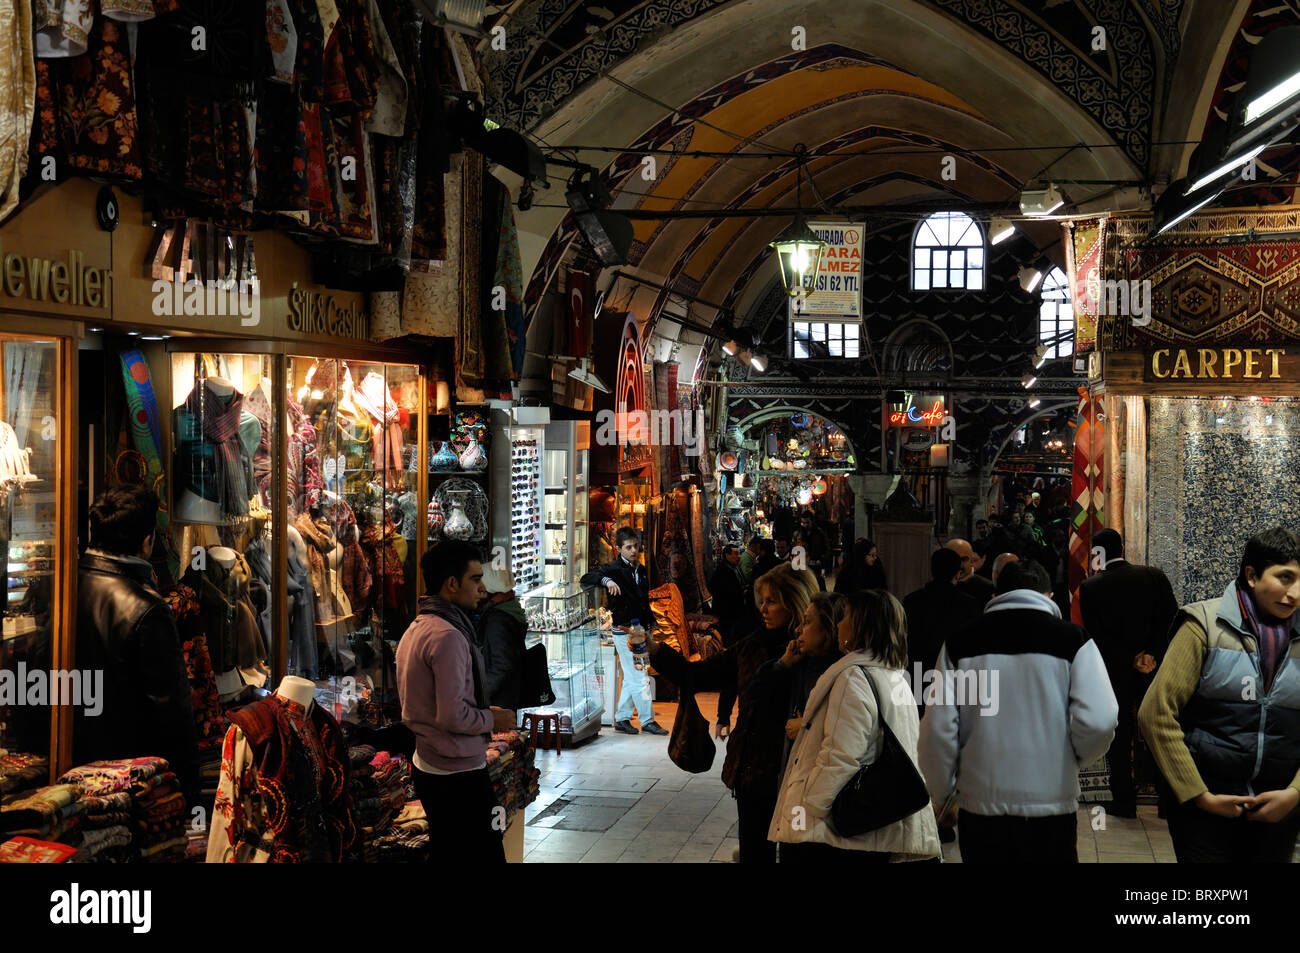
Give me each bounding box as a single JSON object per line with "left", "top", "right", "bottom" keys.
{"left": 351, "top": 373, "right": 404, "bottom": 471}
{"left": 187, "top": 380, "right": 251, "bottom": 516}
{"left": 1236, "top": 582, "right": 1293, "bottom": 694}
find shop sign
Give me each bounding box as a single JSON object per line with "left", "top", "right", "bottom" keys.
{"left": 0, "top": 240, "right": 112, "bottom": 308}
{"left": 888, "top": 398, "right": 945, "bottom": 427}
{"left": 902, "top": 428, "right": 935, "bottom": 451}
{"left": 287, "top": 283, "right": 369, "bottom": 338}
{"left": 1145, "top": 347, "right": 1290, "bottom": 382}
{"left": 790, "top": 221, "right": 864, "bottom": 320}
{"left": 146, "top": 219, "right": 257, "bottom": 286}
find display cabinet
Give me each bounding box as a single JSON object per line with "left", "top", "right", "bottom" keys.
{"left": 542, "top": 420, "right": 589, "bottom": 586}
{"left": 519, "top": 582, "right": 604, "bottom": 742}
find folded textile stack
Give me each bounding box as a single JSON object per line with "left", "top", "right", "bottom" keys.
{"left": 0, "top": 752, "right": 48, "bottom": 796}
{"left": 369, "top": 801, "right": 429, "bottom": 862}
{"left": 133, "top": 772, "right": 186, "bottom": 863}
{"left": 349, "top": 748, "right": 409, "bottom": 843}
{"left": 76, "top": 791, "right": 136, "bottom": 863}
{"left": 486, "top": 731, "right": 539, "bottom": 817}
{"left": 0, "top": 783, "right": 83, "bottom": 843}
{"left": 59, "top": 756, "right": 169, "bottom": 796}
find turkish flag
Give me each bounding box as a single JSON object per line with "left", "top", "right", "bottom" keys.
{"left": 568, "top": 269, "right": 592, "bottom": 358}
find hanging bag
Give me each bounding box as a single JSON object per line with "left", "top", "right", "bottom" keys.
{"left": 830, "top": 666, "right": 931, "bottom": 837}
{"left": 519, "top": 641, "right": 555, "bottom": 708}
{"left": 668, "top": 689, "right": 716, "bottom": 773}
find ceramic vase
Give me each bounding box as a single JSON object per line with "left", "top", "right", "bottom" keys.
{"left": 430, "top": 441, "right": 458, "bottom": 471}
{"left": 444, "top": 493, "right": 473, "bottom": 540}
{"left": 427, "top": 498, "right": 445, "bottom": 540}
{"left": 458, "top": 438, "right": 488, "bottom": 471}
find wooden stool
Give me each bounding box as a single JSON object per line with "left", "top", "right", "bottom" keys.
{"left": 521, "top": 709, "right": 562, "bottom": 756}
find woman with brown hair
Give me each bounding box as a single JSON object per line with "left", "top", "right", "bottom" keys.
{"left": 646, "top": 563, "right": 819, "bottom": 863}
{"left": 769, "top": 589, "right": 940, "bottom": 863}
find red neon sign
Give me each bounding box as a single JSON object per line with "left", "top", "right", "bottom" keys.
{"left": 889, "top": 399, "right": 945, "bottom": 427}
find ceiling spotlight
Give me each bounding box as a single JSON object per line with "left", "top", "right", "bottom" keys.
{"left": 568, "top": 357, "right": 611, "bottom": 394}
{"left": 722, "top": 340, "right": 739, "bottom": 356}
{"left": 415, "top": 0, "right": 486, "bottom": 35}
{"left": 1033, "top": 343, "right": 1050, "bottom": 368}
{"left": 1151, "top": 176, "right": 1224, "bottom": 236}
{"left": 750, "top": 353, "right": 769, "bottom": 373}
{"left": 1028, "top": 397, "right": 1041, "bottom": 408}
{"left": 1022, "top": 373, "right": 1037, "bottom": 389}
{"left": 1018, "top": 263, "right": 1044, "bottom": 293}
{"left": 1230, "top": 25, "right": 1300, "bottom": 155}
{"left": 1184, "top": 121, "right": 1271, "bottom": 196}
{"left": 1020, "top": 183, "right": 1065, "bottom": 217}
{"left": 990, "top": 216, "right": 1016, "bottom": 245}
{"left": 566, "top": 169, "right": 633, "bottom": 267}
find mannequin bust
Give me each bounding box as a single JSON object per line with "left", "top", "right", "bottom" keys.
{"left": 208, "top": 546, "right": 237, "bottom": 571}
{"left": 207, "top": 375, "right": 236, "bottom": 398}
{"left": 276, "top": 675, "right": 315, "bottom": 710}
{"left": 286, "top": 524, "right": 306, "bottom": 563}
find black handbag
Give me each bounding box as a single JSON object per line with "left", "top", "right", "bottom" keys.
{"left": 668, "top": 691, "right": 716, "bottom": 773}
{"left": 829, "top": 666, "right": 931, "bottom": 837}
{"left": 519, "top": 642, "right": 555, "bottom": 708}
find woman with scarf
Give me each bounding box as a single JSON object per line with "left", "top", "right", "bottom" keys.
{"left": 1139, "top": 526, "right": 1300, "bottom": 862}
{"left": 645, "top": 563, "right": 819, "bottom": 863}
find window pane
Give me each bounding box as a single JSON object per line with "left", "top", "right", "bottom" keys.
{"left": 829, "top": 337, "right": 843, "bottom": 357}
{"left": 812, "top": 324, "right": 826, "bottom": 342}
{"left": 914, "top": 268, "right": 930, "bottom": 290}
{"left": 794, "top": 340, "right": 808, "bottom": 359}
{"left": 968, "top": 267, "right": 983, "bottom": 290}
{"left": 968, "top": 248, "right": 984, "bottom": 267}
{"left": 845, "top": 339, "right": 860, "bottom": 358}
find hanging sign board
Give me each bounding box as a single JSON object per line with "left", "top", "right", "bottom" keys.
{"left": 789, "top": 221, "right": 864, "bottom": 320}
{"left": 902, "top": 428, "right": 935, "bottom": 451}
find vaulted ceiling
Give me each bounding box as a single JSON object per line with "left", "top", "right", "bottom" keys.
{"left": 476, "top": 0, "right": 1286, "bottom": 329}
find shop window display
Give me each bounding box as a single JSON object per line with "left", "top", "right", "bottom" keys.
{"left": 287, "top": 357, "right": 420, "bottom": 727}
{"left": 0, "top": 337, "right": 61, "bottom": 772}
{"left": 168, "top": 353, "right": 275, "bottom": 704}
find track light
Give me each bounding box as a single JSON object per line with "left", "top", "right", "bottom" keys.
{"left": 1184, "top": 121, "right": 1271, "bottom": 196}
{"left": 1028, "top": 398, "right": 1041, "bottom": 408}
{"left": 566, "top": 169, "right": 633, "bottom": 266}
{"left": 1018, "top": 263, "right": 1044, "bottom": 293}
{"left": 750, "top": 353, "right": 769, "bottom": 373}
{"left": 1034, "top": 344, "right": 1049, "bottom": 368}
{"left": 722, "top": 340, "right": 739, "bottom": 356}
{"left": 1022, "top": 373, "right": 1037, "bottom": 389}
{"left": 415, "top": 0, "right": 486, "bottom": 35}
{"left": 990, "top": 216, "right": 1015, "bottom": 245}
{"left": 1020, "top": 183, "right": 1065, "bottom": 217}
{"left": 1150, "top": 177, "right": 1224, "bottom": 236}
{"left": 1233, "top": 25, "right": 1300, "bottom": 149}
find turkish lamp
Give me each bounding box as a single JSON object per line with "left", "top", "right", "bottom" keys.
{"left": 770, "top": 215, "right": 827, "bottom": 299}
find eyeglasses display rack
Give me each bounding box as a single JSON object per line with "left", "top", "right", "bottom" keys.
{"left": 509, "top": 430, "right": 542, "bottom": 595}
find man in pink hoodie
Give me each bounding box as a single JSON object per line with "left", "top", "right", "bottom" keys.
{"left": 397, "top": 541, "right": 517, "bottom": 863}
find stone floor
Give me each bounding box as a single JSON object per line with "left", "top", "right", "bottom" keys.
{"left": 521, "top": 695, "right": 1179, "bottom": 863}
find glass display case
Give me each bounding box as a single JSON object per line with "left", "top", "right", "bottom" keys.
{"left": 541, "top": 421, "right": 589, "bottom": 586}
{"left": 519, "top": 582, "right": 604, "bottom": 742}
{"left": 286, "top": 356, "right": 421, "bottom": 727}
{"left": 0, "top": 335, "right": 63, "bottom": 772}
{"left": 509, "top": 428, "right": 542, "bottom": 595}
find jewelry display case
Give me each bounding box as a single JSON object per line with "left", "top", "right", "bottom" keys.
{"left": 542, "top": 421, "right": 589, "bottom": 586}
{"left": 519, "top": 582, "right": 604, "bottom": 743}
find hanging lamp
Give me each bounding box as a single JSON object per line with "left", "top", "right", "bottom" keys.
{"left": 769, "top": 144, "right": 828, "bottom": 299}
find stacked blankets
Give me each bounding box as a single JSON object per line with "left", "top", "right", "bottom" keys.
{"left": 349, "top": 747, "right": 409, "bottom": 841}
{"left": 0, "top": 752, "right": 48, "bottom": 796}
{"left": 58, "top": 757, "right": 186, "bottom": 863}
{"left": 369, "top": 801, "right": 430, "bottom": 862}
{"left": 486, "top": 731, "right": 539, "bottom": 817}
{"left": 76, "top": 792, "right": 134, "bottom": 863}
{"left": 0, "top": 784, "right": 83, "bottom": 843}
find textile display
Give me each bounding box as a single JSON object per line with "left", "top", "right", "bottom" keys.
{"left": 0, "top": 1, "right": 34, "bottom": 223}
{"left": 207, "top": 694, "right": 356, "bottom": 863}
{"left": 1122, "top": 396, "right": 1148, "bottom": 567}
{"left": 348, "top": 746, "right": 411, "bottom": 859}
{"left": 0, "top": 752, "right": 48, "bottom": 795}
{"left": 1068, "top": 387, "right": 1104, "bottom": 598}
{"left": 164, "top": 584, "right": 224, "bottom": 751}
{"left": 118, "top": 350, "right": 180, "bottom": 578}
{"left": 0, "top": 783, "right": 82, "bottom": 840}
{"left": 457, "top": 150, "right": 486, "bottom": 390}
{"left": 1096, "top": 209, "right": 1300, "bottom": 352}
{"left": 1147, "top": 397, "right": 1300, "bottom": 604}
{"left": 59, "top": 757, "right": 168, "bottom": 796}
{"left": 485, "top": 731, "right": 538, "bottom": 818}
{"left": 1065, "top": 219, "right": 1103, "bottom": 355}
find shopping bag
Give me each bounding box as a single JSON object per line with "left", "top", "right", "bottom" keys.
{"left": 668, "top": 692, "right": 715, "bottom": 774}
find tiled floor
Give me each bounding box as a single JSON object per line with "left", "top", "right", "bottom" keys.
{"left": 522, "top": 694, "right": 1180, "bottom": 863}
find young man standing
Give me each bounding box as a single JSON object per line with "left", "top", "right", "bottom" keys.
{"left": 580, "top": 527, "right": 667, "bottom": 735}
{"left": 1139, "top": 527, "right": 1300, "bottom": 862}
{"left": 76, "top": 486, "right": 199, "bottom": 803}
{"left": 397, "top": 541, "right": 516, "bottom": 864}
{"left": 919, "top": 560, "right": 1117, "bottom": 863}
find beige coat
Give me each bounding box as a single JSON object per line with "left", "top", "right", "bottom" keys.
{"left": 768, "top": 651, "right": 941, "bottom": 860}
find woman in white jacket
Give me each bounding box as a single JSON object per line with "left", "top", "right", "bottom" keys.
{"left": 769, "top": 589, "right": 941, "bottom": 862}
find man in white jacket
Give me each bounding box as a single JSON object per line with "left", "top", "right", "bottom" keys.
{"left": 918, "top": 560, "right": 1118, "bottom": 863}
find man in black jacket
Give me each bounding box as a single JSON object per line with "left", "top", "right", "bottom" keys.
{"left": 580, "top": 527, "right": 666, "bottom": 735}
{"left": 75, "top": 486, "right": 199, "bottom": 802}
{"left": 708, "top": 545, "right": 747, "bottom": 648}
{"left": 1076, "top": 528, "right": 1179, "bottom": 816}
{"left": 902, "top": 548, "right": 980, "bottom": 714}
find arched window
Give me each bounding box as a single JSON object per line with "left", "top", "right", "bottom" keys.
{"left": 1039, "top": 267, "right": 1073, "bottom": 359}
{"left": 912, "top": 211, "right": 984, "bottom": 290}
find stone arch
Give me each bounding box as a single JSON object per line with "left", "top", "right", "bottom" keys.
{"left": 882, "top": 318, "right": 954, "bottom": 374}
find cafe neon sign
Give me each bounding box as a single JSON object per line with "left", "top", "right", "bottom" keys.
{"left": 889, "top": 399, "right": 945, "bottom": 427}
